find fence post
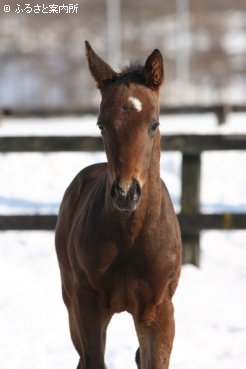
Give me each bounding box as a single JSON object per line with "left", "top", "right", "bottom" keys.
{"left": 181, "top": 153, "right": 201, "bottom": 266}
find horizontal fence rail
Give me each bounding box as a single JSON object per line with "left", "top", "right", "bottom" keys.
{"left": 0, "top": 214, "right": 246, "bottom": 232}
{"left": 1, "top": 134, "right": 246, "bottom": 153}
{"left": 1, "top": 103, "right": 246, "bottom": 124}
{"left": 1, "top": 132, "right": 246, "bottom": 265}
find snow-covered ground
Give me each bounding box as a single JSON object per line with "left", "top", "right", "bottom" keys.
{"left": 0, "top": 113, "right": 246, "bottom": 369}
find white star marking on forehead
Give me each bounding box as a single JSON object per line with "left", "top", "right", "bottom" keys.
{"left": 128, "top": 96, "right": 142, "bottom": 112}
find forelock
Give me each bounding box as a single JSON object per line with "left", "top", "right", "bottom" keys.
{"left": 104, "top": 62, "right": 145, "bottom": 86}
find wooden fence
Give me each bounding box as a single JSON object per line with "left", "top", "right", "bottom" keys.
{"left": 1, "top": 103, "right": 246, "bottom": 124}
{"left": 0, "top": 132, "right": 246, "bottom": 266}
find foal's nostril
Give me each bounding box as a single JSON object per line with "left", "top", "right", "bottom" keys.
{"left": 110, "top": 179, "right": 120, "bottom": 199}
{"left": 133, "top": 178, "right": 142, "bottom": 198}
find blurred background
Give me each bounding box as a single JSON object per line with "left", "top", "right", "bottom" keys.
{"left": 0, "top": 0, "right": 246, "bottom": 109}
{"left": 1, "top": 2, "right": 246, "bottom": 369}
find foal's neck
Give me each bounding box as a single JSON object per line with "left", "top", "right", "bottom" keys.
{"left": 143, "top": 132, "right": 162, "bottom": 215}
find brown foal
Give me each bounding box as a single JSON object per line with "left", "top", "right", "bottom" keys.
{"left": 55, "top": 41, "right": 182, "bottom": 369}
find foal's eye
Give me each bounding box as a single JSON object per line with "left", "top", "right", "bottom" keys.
{"left": 149, "top": 122, "right": 160, "bottom": 133}
{"left": 97, "top": 123, "right": 105, "bottom": 132}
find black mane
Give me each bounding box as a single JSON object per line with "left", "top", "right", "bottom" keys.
{"left": 105, "top": 62, "right": 145, "bottom": 86}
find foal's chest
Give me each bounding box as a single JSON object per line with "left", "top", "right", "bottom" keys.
{"left": 80, "top": 236, "right": 162, "bottom": 314}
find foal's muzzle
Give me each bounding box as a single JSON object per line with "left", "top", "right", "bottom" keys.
{"left": 110, "top": 178, "right": 142, "bottom": 212}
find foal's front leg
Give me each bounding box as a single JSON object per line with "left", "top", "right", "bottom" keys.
{"left": 73, "top": 281, "right": 111, "bottom": 369}
{"left": 134, "top": 298, "right": 175, "bottom": 369}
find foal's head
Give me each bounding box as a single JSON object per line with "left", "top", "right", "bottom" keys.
{"left": 85, "top": 41, "right": 164, "bottom": 212}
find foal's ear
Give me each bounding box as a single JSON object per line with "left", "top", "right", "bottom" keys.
{"left": 143, "top": 49, "right": 164, "bottom": 90}
{"left": 85, "top": 41, "right": 117, "bottom": 89}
